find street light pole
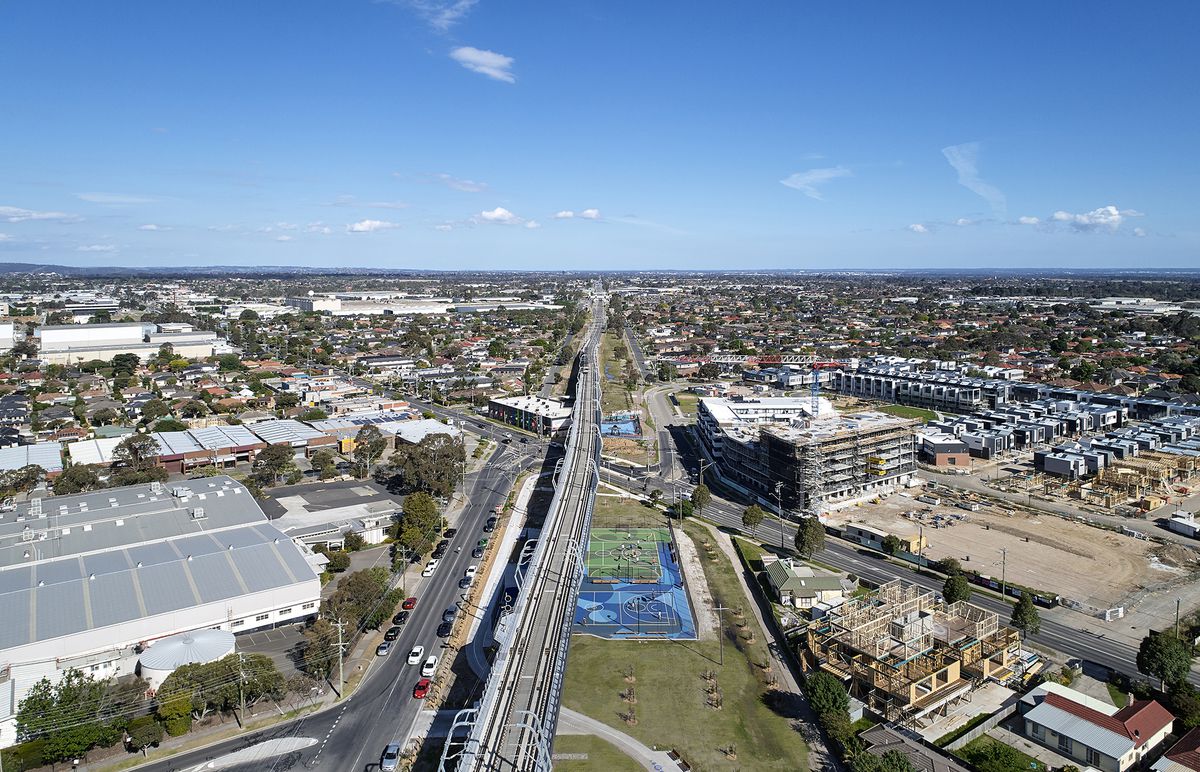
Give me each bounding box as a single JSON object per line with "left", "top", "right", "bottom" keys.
{"left": 1000, "top": 547, "right": 1008, "bottom": 599}
{"left": 774, "top": 481, "right": 785, "bottom": 552}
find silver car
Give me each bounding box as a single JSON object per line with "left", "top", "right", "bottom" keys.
{"left": 381, "top": 742, "right": 401, "bottom": 771}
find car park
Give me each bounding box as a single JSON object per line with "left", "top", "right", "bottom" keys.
{"left": 421, "top": 655, "right": 439, "bottom": 677}
{"left": 402, "top": 597, "right": 418, "bottom": 610}
{"left": 413, "top": 677, "right": 431, "bottom": 699}
{"left": 381, "top": 743, "right": 401, "bottom": 771}
{"left": 384, "top": 625, "right": 401, "bottom": 642}
{"left": 407, "top": 645, "right": 424, "bottom": 665}
{"left": 392, "top": 610, "right": 410, "bottom": 626}
{"left": 376, "top": 641, "right": 392, "bottom": 656}
{"left": 437, "top": 621, "right": 453, "bottom": 637}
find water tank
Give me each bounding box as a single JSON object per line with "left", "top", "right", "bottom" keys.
{"left": 138, "top": 629, "right": 236, "bottom": 690}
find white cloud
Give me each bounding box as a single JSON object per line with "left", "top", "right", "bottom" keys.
{"left": 1049, "top": 205, "right": 1142, "bottom": 232}
{"left": 554, "top": 210, "right": 574, "bottom": 219}
{"left": 396, "top": 0, "right": 478, "bottom": 31}
{"left": 524, "top": 220, "right": 541, "bottom": 230}
{"left": 435, "top": 223, "right": 454, "bottom": 231}
{"left": 347, "top": 219, "right": 399, "bottom": 233}
{"left": 779, "top": 166, "right": 852, "bottom": 200}
{"left": 1134, "top": 227, "right": 1147, "bottom": 237}
{"left": 941, "top": 142, "right": 1006, "bottom": 215}
{"left": 579, "top": 208, "right": 601, "bottom": 220}
{"left": 953, "top": 218, "right": 973, "bottom": 227}
{"left": 0, "top": 205, "right": 78, "bottom": 223}
{"left": 1018, "top": 216, "right": 1040, "bottom": 226}
{"left": 479, "top": 207, "right": 519, "bottom": 224}
{"left": 76, "top": 192, "right": 156, "bottom": 205}
{"left": 306, "top": 222, "right": 333, "bottom": 234}
{"left": 77, "top": 244, "right": 116, "bottom": 252}
{"left": 276, "top": 235, "right": 293, "bottom": 242}
{"left": 0, "top": 233, "right": 11, "bottom": 242}
{"left": 450, "top": 46, "right": 515, "bottom": 83}
{"left": 138, "top": 223, "right": 164, "bottom": 231}
{"left": 908, "top": 223, "right": 929, "bottom": 234}
{"left": 434, "top": 173, "right": 488, "bottom": 193}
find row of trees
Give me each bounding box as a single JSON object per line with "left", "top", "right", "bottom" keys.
{"left": 803, "top": 672, "right": 916, "bottom": 772}
{"left": 374, "top": 432, "right": 465, "bottom": 498}
{"left": 302, "top": 568, "right": 404, "bottom": 679}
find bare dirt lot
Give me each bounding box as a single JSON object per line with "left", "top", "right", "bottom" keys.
{"left": 825, "top": 491, "right": 1200, "bottom": 612}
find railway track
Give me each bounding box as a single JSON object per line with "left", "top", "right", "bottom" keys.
{"left": 440, "top": 299, "right": 604, "bottom": 771}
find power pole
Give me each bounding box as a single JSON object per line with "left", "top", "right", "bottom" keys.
{"left": 1000, "top": 547, "right": 1008, "bottom": 599}
{"left": 333, "top": 618, "right": 347, "bottom": 695}
{"left": 1176, "top": 598, "right": 1182, "bottom": 639}
{"left": 774, "top": 481, "right": 784, "bottom": 551}
{"left": 237, "top": 652, "right": 247, "bottom": 728}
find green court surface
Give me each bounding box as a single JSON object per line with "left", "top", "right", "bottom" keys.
{"left": 585, "top": 527, "right": 670, "bottom": 584}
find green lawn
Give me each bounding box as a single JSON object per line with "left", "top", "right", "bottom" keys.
{"left": 875, "top": 404, "right": 937, "bottom": 422}
{"left": 561, "top": 521, "right": 807, "bottom": 771}
{"left": 591, "top": 493, "right": 668, "bottom": 530}
{"left": 672, "top": 391, "right": 699, "bottom": 417}
{"left": 552, "top": 734, "right": 643, "bottom": 772}
{"left": 1106, "top": 681, "right": 1130, "bottom": 708}
{"left": 956, "top": 735, "right": 1046, "bottom": 772}
{"left": 600, "top": 331, "right": 634, "bottom": 414}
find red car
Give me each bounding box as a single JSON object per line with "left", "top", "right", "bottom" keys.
{"left": 402, "top": 597, "right": 417, "bottom": 610}
{"left": 413, "top": 677, "right": 431, "bottom": 699}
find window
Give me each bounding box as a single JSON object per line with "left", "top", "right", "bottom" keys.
{"left": 278, "top": 608, "right": 293, "bottom": 616}
{"left": 1030, "top": 723, "right": 1043, "bottom": 740}
{"left": 1086, "top": 748, "right": 1100, "bottom": 766}
{"left": 1057, "top": 734, "right": 1071, "bottom": 753}
{"left": 231, "top": 620, "right": 244, "bottom": 628}
{"left": 302, "top": 602, "right": 316, "bottom": 610}
{"left": 256, "top": 613, "right": 269, "bottom": 622}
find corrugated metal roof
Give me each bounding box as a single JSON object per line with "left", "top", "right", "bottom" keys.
{"left": 250, "top": 419, "right": 325, "bottom": 445}
{"left": 0, "top": 442, "right": 63, "bottom": 473}
{"left": 1025, "top": 700, "right": 1133, "bottom": 759}
{"left": 189, "top": 425, "right": 262, "bottom": 450}
{"left": 65, "top": 437, "right": 123, "bottom": 466}
{"left": 152, "top": 431, "right": 204, "bottom": 455}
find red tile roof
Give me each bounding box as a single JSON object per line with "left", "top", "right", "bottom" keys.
{"left": 1165, "top": 726, "right": 1200, "bottom": 770}
{"left": 1043, "top": 692, "right": 1173, "bottom": 748}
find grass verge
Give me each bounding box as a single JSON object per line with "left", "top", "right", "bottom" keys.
{"left": 551, "top": 735, "right": 643, "bottom": 772}
{"left": 875, "top": 404, "right": 937, "bottom": 422}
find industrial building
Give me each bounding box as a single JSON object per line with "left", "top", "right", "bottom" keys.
{"left": 488, "top": 395, "right": 572, "bottom": 435}
{"left": 33, "top": 322, "right": 217, "bottom": 365}
{"left": 284, "top": 296, "right": 343, "bottom": 313}
{"left": 698, "top": 396, "right": 917, "bottom": 514}
{"left": 0, "top": 476, "right": 323, "bottom": 748}
{"left": 802, "top": 580, "right": 1022, "bottom": 726}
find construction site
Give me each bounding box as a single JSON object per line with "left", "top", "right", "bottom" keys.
{"left": 698, "top": 395, "right": 919, "bottom": 514}
{"left": 1026, "top": 449, "right": 1199, "bottom": 513}
{"left": 801, "top": 580, "right": 1023, "bottom": 727}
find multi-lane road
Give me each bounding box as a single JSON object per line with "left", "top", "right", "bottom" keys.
{"left": 133, "top": 440, "right": 542, "bottom": 772}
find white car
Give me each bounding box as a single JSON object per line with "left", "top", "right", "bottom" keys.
{"left": 421, "top": 559, "right": 439, "bottom": 578}
{"left": 407, "top": 645, "right": 424, "bottom": 665}
{"left": 464, "top": 565, "right": 477, "bottom": 579}
{"left": 421, "top": 655, "right": 439, "bottom": 678}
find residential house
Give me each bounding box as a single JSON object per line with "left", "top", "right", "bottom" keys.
{"left": 763, "top": 558, "right": 847, "bottom": 608}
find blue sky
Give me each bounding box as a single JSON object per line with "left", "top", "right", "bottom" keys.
{"left": 1, "top": 1, "right": 1197, "bottom": 270}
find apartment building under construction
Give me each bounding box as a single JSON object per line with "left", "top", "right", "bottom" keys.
{"left": 802, "top": 580, "right": 1022, "bottom": 726}
{"left": 698, "top": 396, "right": 917, "bottom": 514}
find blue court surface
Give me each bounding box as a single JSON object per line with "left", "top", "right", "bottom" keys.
{"left": 600, "top": 412, "right": 642, "bottom": 438}
{"left": 573, "top": 539, "right": 697, "bottom": 639}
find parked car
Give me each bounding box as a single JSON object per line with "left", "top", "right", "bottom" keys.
{"left": 442, "top": 605, "right": 459, "bottom": 623}
{"left": 421, "top": 560, "right": 439, "bottom": 577}
{"left": 464, "top": 565, "right": 477, "bottom": 579}
{"left": 381, "top": 743, "right": 401, "bottom": 771}
{"left": 477, "top": 538, "right": 489, "bottom": 548}
{"left": 458, "top": 576, "right": 472, "bottom": 589}
{"left": 407, "top": 645, "right": 424, "bottom": 665}
{"left": 421, "top": 655, "right": 439, "bottom": 677}
{"left": 443, "top": 528, "right": 458, "bottom": 538}
{"left": 413, "top": 677, "right": 431, "bottom": 699}
{"left": 402, "top": 597, "right": 418, "bottom": 610}
{"left": 472, "top": 547, "right": 484, "bottom": 559}
{"left": 384, "top": 626, "right": 401, "bottom": 642}
{"left": 392, "top": 610, "right": 410, "bottom": 626}
{"left": 376, "top": 641, "right": 392, "bottom": 656}
{"left": 437, "top": 621, "right": 453, "bottom": 638}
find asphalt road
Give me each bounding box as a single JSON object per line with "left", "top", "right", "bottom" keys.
{"left": 133, "top": 442, "right": 542, "bottom": 772}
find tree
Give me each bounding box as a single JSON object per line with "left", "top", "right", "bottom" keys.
{"left": 53, "top": 464, "right": 102, "bottom": 495}
{"left": 325, "top": 550, "right": 351, "bottom": 572}
{"left": 310, "top": 449, "right": 337, "bottom": 480}
{"left": 395, "top": 491, "right": 441, "bottom": 558}
{"left": 881, "top": 534, "right": 902, "bottom": 556}
{"left": 1167, "top": 682, "right": 1200, "bottom": 731}
{"left": 378, "top": 434, "right": 464, "bottom": 497}
{"left": 91, "top": 407, "right": 121, "bottom": 426}
{"left": 254, "top": 444, "right": 296, "bottom": 487}
{"left": 154, "top": 417, "right": 189, "bottom": 432}
{"left": 674, "top": 499, "right": 694, "bottom": 519}
{"left": 1010, "top": 592, "right": 1041, "bottom": 639}
{"left": 0, "top": 464, "right": 46, "bottom": 499}
{"left": 1137, "top": 631, "right": 1194, "bottom": 689}
{"left": 942, "top": 574, "right": 972, "bottom": 604}
{"left": 179, "top": 399, "right": 208, "bottom": 418}
{"left": 935, "top": 557, "right": 962, "bottom": 576}
{"left": 112, "top": 433, "right": 159, "bottom": 471}
{"left": 140, "top": 398, "right": 169, "bottom": 421}
{"left": 299, "top": 407, "right": 328, "bottom": 421}
{"left": 794, "top": 516, "right": 825, "bottom": 559}
{"left": 111, "top": 353, "right": 141, "bottom": 376}
{"left": 803, "top": 672, "right": 849, "bottom": 717}
{"left": 741, "top": 504, "right": 765, "bottom": 534}
{"left": 851, "top": 751, "right": 918, "bottom": 772}
{"left": 15, "top": 669, "right": 112, "bottom": 763}
{"left": 302, "top": 618, "right": 339, "bottom": 679}
{"left": 697, "top": 362, "right": 720, "bottom": 379}
{"left": 125, "top": 716, "right": 163, "bottom": 755}
{"left": 690, "top": 484, "right": 711, "bottom": 517}
{"left": 343, "top": 531, "right": 366, "bottom": 552}
{"left": 353, "top": 425, "right": 387, "bottom": 479}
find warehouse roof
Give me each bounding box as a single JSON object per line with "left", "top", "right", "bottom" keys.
{"left": 0, "top": 477, "right": 318, "bottom": 650}
{"left": 188, "top": 424, "right": 263, "bottom": 451}
{"left": 64, "top": 437, "right": 124, "bottom": 466}
{"left": 0, "top": 442, "right": 63, "bottom": 474}
{"left": 250, "top": 419, "right": 326, "bottom": 445}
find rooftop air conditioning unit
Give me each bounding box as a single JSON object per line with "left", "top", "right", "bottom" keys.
{"left": 190, "top": 507, "right": 206, "bottom": 520}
